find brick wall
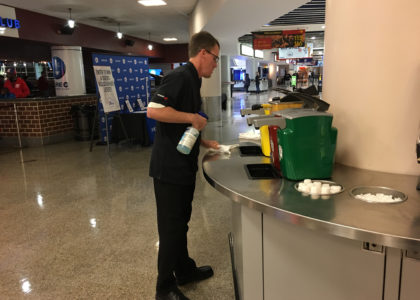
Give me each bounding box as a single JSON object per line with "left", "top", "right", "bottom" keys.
{"left": 0, "top": 95, "right": 97, "bottom": 138}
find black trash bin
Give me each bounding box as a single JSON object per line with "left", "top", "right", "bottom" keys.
{"left": 70, "top": 104, "right": 97, "bottom": 141}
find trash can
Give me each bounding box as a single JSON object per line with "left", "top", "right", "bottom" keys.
{"left": 70, "top": 104, "right": 97, "bottom": 141}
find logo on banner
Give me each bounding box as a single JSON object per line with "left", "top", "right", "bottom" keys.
{"left": 95, "top": 57, "right": 99, "bottom": 63}
{"left": 124, "top": 77, "right": 127, "bottom": 82}
{"left": 136, "top": 77, "right": 138, "bottom": 82}
{"left": 123, "top": 59, "right": 126, "bottom": 64}
{"left": 119, "top": 86, "right": 122, "bottom": 92}
{"left": 141, "top": 85, "right": 144, "bottom": 90}
{"left": 129, "top": 68, "right": 132, "bottom": 73}
{"left": 131, "top": 86, "right": 134, "bottom": 91}
{"left": 110, "top": 58, "right": 113, "bottom": 64}
{"left": 52, "top": 56, "right": 66, "bottom": 79}
{"left": 117, "top": 68, "right": 121, "bottom": 74}
{"left": 134, "top": 60, "right": 137, "bottom": 65}
{"left": 144, "top": 59, "right": 147, "bottom": 64}
{"left": 140, "top": 68, "right": 143, "bottom": 74}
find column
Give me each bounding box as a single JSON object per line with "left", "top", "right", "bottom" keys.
{"left": 51, "top": 46, "right": 86, "bottom": 96}
{"left": 323, "top": 0, "right": 420, "bottom": 175}
{"left": 201, "top": 62, "right": 222, "bottom": 122}
{"left": 221, "top": 55, "right": 231, "bottom": 99}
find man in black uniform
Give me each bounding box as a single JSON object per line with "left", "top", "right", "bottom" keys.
{"left": 147, "top": 31, "right": 220, "bottom": 300}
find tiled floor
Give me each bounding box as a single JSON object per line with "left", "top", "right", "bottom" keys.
{"left": 0, "top": 90, "right": 281, "bottom": 299}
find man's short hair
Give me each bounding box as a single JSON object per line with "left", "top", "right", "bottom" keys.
{"left": 188, "top": 31, "right": 220, "bottom": 58}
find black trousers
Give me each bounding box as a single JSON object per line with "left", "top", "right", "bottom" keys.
{"left": 154, "top": 178, "right": 197, "bottom": 292}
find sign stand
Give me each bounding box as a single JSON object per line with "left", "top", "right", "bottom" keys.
{"left": 104, "top": 113, "right": 111, "bottom": 155}
{"left": 89, "top": 97, "right": 130, "bottom": 154}
{"left": 91, "top": 65, "right": 122, "bottom": 155}
{"left": 89, "top": 96, "right": 101, "bottom": 152}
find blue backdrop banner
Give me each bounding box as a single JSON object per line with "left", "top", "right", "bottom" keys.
{"left": 92, "top": 53, "right": 155, "bottom": 143}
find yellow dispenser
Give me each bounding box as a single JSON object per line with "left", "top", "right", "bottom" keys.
{"left": 259, "top": 102, "right": 303, "bottom": 156}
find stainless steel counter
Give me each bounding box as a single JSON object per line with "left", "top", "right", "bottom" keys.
{"left": 202, "top": 149, "right": 420, "bottom": 250}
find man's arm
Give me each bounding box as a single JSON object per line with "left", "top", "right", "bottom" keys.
{"left": 147, "top": 106, "right": 207, "bottom": 131}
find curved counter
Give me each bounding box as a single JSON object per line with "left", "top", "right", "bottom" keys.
{"left": 203, "top": 149, "right": 420, "bottom": 250}
{"left": 203, "top": 147, "right": 420, "bottom": 300}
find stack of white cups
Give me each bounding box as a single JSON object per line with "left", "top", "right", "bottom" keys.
{"left": 297, "top": 179, "right": 342, "bottom": 195}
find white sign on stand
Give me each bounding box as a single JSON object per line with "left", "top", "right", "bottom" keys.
{"left": 137, "top": 98, "right": 145, "bottom": 110}
{"left": 93, "top": 66, "right": 120, "bottom": 113}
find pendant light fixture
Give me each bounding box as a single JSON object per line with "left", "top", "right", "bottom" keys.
{"left": 67, "top": 8, "right": 75, "bottom": 28}
{"left": 148, "top": 32, "right": 153, "bottom": 50}
{"left": 116, "top": 23, "right": 123, "bottom": 39}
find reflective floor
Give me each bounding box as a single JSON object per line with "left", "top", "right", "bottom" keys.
{"left": 0, "top": 90, "right": 280, "bottom": 299}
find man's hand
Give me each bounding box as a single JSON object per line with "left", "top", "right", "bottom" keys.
{"left": 191, "top": 113, "right": 207, "bottom": 131}
{"left": 201, "top": 139, "right": 219, "bottom": 149}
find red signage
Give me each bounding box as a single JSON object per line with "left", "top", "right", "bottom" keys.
{"left": 253, "top": 30, "right": 306, "bottom": 49}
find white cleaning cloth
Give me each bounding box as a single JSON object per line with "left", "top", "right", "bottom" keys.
{"left": 239, "top": 131, "right": 260, "bottom": 140}
{"left": 207, "top": 144, "right": 239, "bottom": 155}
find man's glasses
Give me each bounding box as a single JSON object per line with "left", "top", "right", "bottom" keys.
{"left": 205, "top": 49, "right": 219, "bottom": 63}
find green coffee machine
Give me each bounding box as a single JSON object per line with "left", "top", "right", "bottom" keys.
{"left": 254, "top": 108, "right": 338, "bottom": 180}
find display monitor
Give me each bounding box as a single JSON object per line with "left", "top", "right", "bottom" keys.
{"left": 149, "top": 68, "right": 162, "bottom": 75}
{"left": 233, "top": 69, "right": 246, "bottom": 81}
{"left": 262, "top": 68, "right": 269, "bottom": 78}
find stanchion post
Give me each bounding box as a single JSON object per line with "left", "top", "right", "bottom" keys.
{"left": 13, "top": 103, "right": 23, "bottom": 149}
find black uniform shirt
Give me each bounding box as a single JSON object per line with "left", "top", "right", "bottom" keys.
{"left": 149, "top": 62, "right": 202, "bottom": 185}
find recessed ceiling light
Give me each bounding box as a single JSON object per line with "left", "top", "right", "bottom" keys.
{"left": 311, "top": 37, "right": 316, "bottom": 40}
{"left": 163, "top": 37, "right": 178, "bottom": 41}
{"left": 322, "top": 25, "right": 325, "bottom": 29}
{"left": 138, "top": 0, "right": 167, "bottom": 6}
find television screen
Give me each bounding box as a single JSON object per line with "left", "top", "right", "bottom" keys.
{"left": 233, "top": 70, "right": 241, "bottom": 81}
{"left": 149, "top": 68, "right": 162, "bottom": 75}
{"left": 233, "top": 69, "right": 246, "bottom": 81}
{"left": 262, "top": 68, "right": 269, "bottom": 78}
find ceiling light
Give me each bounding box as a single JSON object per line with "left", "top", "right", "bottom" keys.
{"left": 311, "top": 37, "right": 316, "bottom": 40}
{"left": 67, "top": 8, "right": 75, "bottom": 28}
{"left": 322, "top": 25, "right": 326, "bottom": 29}
{"left": 148, "top": 32, "right": 153, "bottom": 50}
{"left": 163, "top": 37, "right": 178, "bottom": 41}
{"left": 0, "top": 28, "right": 5, "bottom": 34}
{"left": 116, "top": 23, "right": 123, "bottom": 39}
{"left": 138, "top": 0, "right": 167, "bottom": 6}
